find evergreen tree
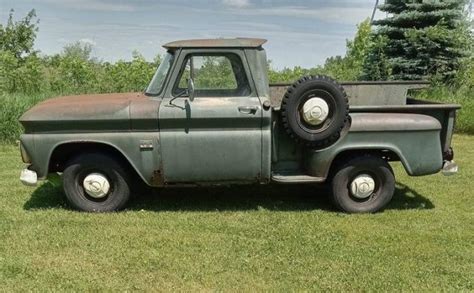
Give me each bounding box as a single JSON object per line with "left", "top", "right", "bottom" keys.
{"left": 365, "top": 0, "right": 472, "bottom": 81}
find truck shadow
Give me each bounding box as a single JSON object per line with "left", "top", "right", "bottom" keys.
{"left": 23, "top": 181, "right": 434, "bottom": 212}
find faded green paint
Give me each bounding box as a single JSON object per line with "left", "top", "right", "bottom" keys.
{"left": 21, "top": 133, "right": 161, "bottom": 185}
{"left": 19, "top": 39, "right": 460, "bottom": 187}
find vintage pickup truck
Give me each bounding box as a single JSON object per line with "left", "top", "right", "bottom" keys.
{"left": 19, "top": 38, "right": 459, "bottom": 213}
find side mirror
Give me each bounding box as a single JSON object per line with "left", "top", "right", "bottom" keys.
{"left": 187, "top": 78, "right": 195, "bottom": 102}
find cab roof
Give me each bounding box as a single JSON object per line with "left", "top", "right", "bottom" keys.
{"left": 163, "top": 38, "right": 267, "bottom": 49}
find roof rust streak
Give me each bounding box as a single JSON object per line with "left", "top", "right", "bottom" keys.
{"left": 163, "top": 38, "right": 267, "bottom": 49}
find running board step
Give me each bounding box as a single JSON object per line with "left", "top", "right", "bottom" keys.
{"left": 271, "top": 172, "right": 325, "bottom": 183}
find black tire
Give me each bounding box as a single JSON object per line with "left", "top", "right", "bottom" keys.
{"left": 281, "top": 75, "right": 349, "bottom": 149}
{"left": 331, "top": 155, "right": 395, "bottom": 213}
{"left": 63, "top": 153, "right": 131, "bottom": 212}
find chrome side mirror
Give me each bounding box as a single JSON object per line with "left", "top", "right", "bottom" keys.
{"left": 188, "top": 78, "right": 195, "bottom": 102}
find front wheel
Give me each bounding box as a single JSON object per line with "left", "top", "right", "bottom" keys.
{"left": 63, "top": 153, "right": 131, "bottom": 212}
{"left": 331, "top": 155, "right": 395, "bottom": 213}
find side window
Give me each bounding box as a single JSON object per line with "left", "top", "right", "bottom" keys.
{"left": 174, "top": 54, "right": 251, "bottom": 97}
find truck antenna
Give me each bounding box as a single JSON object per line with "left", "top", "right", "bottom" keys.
{"left": 370, "top": 0, "right": 380, "bottom": 25}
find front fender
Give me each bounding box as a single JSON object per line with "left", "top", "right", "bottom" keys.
{"left": 20, "top": 133, "right": 161, "bottom": 186}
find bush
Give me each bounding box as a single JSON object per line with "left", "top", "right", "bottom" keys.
{"left": 417, "top": 86, "right": 474, "bottom": 134}
{"left": 0, "top": 92, "right": 52, "bottom": 143}
{"left": 99, "top": 52, "right": 158, "bottom": 93}
{"left": 416, "top": 57, "right": 474, "bottom": 134}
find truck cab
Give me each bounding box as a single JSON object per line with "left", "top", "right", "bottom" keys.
{"left": 152, "top": 38, "right": 272, "bottom": 183}
{"left": 19, "top": 38, "right": 460, "bottom": 213}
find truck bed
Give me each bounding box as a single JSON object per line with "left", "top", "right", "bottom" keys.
{"left": 269, "top": 80, "right": 461, "bottom": 158}
{"left": 270, "top": 80, "right": 431, "bottom": 107}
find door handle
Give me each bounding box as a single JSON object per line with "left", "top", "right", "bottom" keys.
{"left": 238, "top": 106, "right": 259, "bottom": 114}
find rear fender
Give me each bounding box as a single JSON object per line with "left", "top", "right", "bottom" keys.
{"left": 306, "top": 113, "right": 443, "bottom": 178}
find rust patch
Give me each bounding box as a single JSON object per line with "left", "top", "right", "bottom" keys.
{"left": 163, "top": 38, "right": 267, "bottom": 49}
{"left": 19, "top": 92, "right": 152, "bottom": 133}
{"left": 151, "top": 169, "right": 164, "bottom": 186}
{"left": 20, "top": 92, "right": 146, "bottom": 122}
{"left": 38, "top": 92, "right": 144, "bottom": 106}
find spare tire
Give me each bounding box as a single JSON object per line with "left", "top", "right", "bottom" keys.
{"left": 281, "top": 75, "right": 349, "bottom": 149}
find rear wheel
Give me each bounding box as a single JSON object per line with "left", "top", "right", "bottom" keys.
{"left": 331, "top": 155, "right": 395, "bottom": 213}
{"left": 63, "top": 153, "right": 131, "bottom": 212}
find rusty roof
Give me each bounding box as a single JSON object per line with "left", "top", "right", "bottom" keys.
{"left": 163, "top": 38, "right": 267, "bottom": 49}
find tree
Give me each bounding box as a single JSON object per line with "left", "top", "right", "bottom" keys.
{"left": 342, "top": 19, "right": 373, "bottom": 79}
{"left": 324, "top": 19, "right": 373, "bottom": 81}
{"left": 99, "top": 51, "right": 158, "bottom": 93}
{"left": 362, "top": 35, "right": 392, "bottom": 80}
{"left": 62, "top": 41, "right": 93, "bottom": 61}
{"left": 0, "top": 9, "right": 39, "bottom": 60}
{"left": 267, "top": 19, "right": 374, "bottom": 82}
{"left": 0, "top": 9, "right": 43, "bottom": 93}
{"left": 367, "top": 0, "right": 472, "bottom": 81}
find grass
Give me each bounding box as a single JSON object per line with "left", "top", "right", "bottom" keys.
{"left": 0, "top": 135, "right": 473, "bottom": 291}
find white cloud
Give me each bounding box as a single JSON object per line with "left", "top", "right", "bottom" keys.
{"left": 42, "top": 0, "right": 136, "bottom": 12}
{"left": 12, "top": 0, "right": 370, "bottom": 68}
{"left": 79, "top": 38, "right": 97, "bottom": 46}
{"left": 230, "top": 6, "right": 372, "bottom": 25}
{"left": 223, "top": 21, "right": 282, "bottom": 30}
{"left": 222, "top": 0, "right": 250, "bottom": 8}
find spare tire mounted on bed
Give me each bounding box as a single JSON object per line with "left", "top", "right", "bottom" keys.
{"left": 281, "top": 75, "right": 350, "bottom": 149}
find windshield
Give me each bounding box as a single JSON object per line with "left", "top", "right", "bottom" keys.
{"left": 146, "top": 52, "right": 174, "bottom": 95}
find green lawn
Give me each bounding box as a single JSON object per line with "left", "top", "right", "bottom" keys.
{"left": 0, "top": 135, "right": 473, "bottom": 291}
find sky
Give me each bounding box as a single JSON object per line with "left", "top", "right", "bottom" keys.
{"left": 0, "top": 0, "right": 386, "bottom": 69}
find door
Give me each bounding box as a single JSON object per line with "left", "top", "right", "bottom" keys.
{"left": 159, "top": 51, "right": 263, "bottom": 183}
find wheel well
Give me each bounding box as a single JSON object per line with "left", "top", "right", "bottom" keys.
{"left": 49, "top": 143, "right": 138, "bottom": 176}
{"left": 327, "top": 149, "right": 401, "bottom": 178}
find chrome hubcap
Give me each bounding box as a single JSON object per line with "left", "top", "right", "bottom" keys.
{"left": 302, "top": 97, "right": 329, "bottom": 126}
{"left": 83, "top": 173, "right": 110, "bottom": 198}
{"left": 350, "top": 174, "right": 376, "bottom": 199}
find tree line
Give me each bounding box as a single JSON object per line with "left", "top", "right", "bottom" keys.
{"left": 0, "top": 1, "right": 473, "bottom": 96}
{"left": 0, "top": 10, "right": 159, "bottom": 94}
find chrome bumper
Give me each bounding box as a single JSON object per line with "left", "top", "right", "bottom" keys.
{"left": 442, "top": 160, "right": 458, "bottom": 176}
{"left": 20, "top": 168, "right": 37, "bottom": 186}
